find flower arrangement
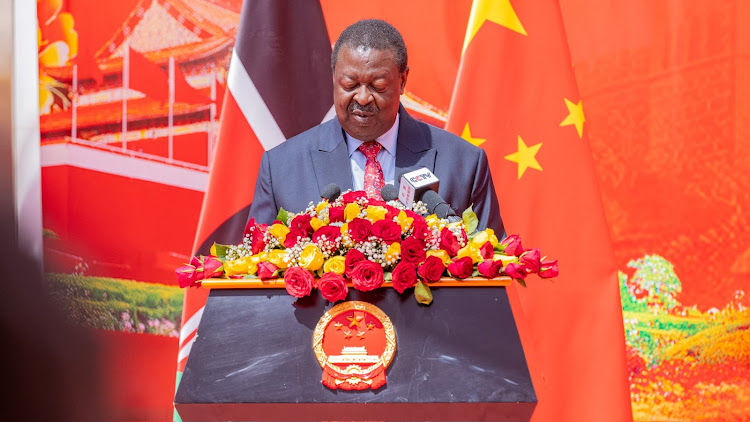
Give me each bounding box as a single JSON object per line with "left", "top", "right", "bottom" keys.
{"left": 176, "top": 190, "right": 558, "bottom": 305}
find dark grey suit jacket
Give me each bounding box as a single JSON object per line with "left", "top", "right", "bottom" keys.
{"left": 248, "top": 105, "right": 504, "bottom": 235}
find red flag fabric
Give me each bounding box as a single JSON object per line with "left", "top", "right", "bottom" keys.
{"left": 174, "top": 63, "right": 210, "bottom": 104}
{"left": 178, "top": 0, "right": 333, "bottom": 371}
{"left": 127, "top": 47, "right": 207, "bottom": 104}
{"left": 445, "top": 1, "right": 632, "bottom": 421}
{"left": 127, "top": 47, "right": 170, "bottom": 102}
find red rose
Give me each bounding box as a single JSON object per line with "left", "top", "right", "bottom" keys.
{"left": 283, "top": 227, "right": 308, "bottom": 248}
{"left": 410, "top": 216, "right": 429, "bottom": 240}
{"left": 176, "top": 264, "right": 199, "bottom": 288}
{"left": 317, "top": 272, "right": 348, "bottom": 302}
{"left": 519, "top": 248, "right": 541, "bottom": 273}
{"left": 439, "top": 227, "right": 461, "bottom": 257}
{"left": 503, "top": 262, "right": 527, "bottom": 279}
{"left": 480, "top": 241, "right": 494, "bottom": 260}
{"left": 400, "top": 237, "right": 426, "bottom": 264}
{"left": 384, "top": 205, "right": 400, "bottom": 221}
{"left": 348, "top": 218, "right": 372, "bottom": 243}
{"left": 367, "top": 198, "right": 387, "bottom": 207}
{"left": 251, "top": 228, "right": 267, "bottom": 254}
{"left": 283, "top": 266, "right": 315, "bottom": 298}
{"left": 344, "top": 249, "right": 366, "bottom": 277}
{"left": 391, "top": 261, "right": 418, "bottom": 293}
{"left": 290, "top": 214, "right": 314, "bottom": 235}
{"left": 351, "top": 260, "right": 384, "bottom": 291}
{"left": 312, "top": 225, "right": 341, "bottom": 243}
{"left": 418, "top": 255, "right": 445, "bottom": 283}
{"left": 243, "top": 217, "right": 257, "bottom": 239}
{"left": 371, "top": 219, "right": 402, "bottom": 244}
{"left": 257, "top": 262, "right": 279, "bottom": 280}
{"left": 328, "top": 206, "right": 345, "bottom": 223}
{"left": 539, "top": 259, "right": 559, "bottom": 278}
{"left": 477, "top": 260, "right": 503, "bottom": 278}
{"left": 341, "top": 191, "right": 367, "bottom": 203}
{"left": 500, "top": 234, "right": 524, "bottom": 257}
{"left": 447, "top": 256, "right": 474, "bottom": 279}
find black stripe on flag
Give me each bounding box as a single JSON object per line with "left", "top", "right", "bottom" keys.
{"left": 235, "top": 0, "right": 333, "bottom": 139}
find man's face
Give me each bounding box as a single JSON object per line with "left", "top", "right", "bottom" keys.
{"left": 333, "top": 45, "right": 409, "bottom": 142}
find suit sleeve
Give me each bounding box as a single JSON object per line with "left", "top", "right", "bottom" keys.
{"left": 471, "top": 148, "right": 505, "bottom": 238}
{"left": 247, "top": 151, "right": 279, "bottom": 225}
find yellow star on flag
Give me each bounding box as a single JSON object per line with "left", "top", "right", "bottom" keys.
{"left": 559, "top": 98, "right": 585, "bottom": 138}
{"left": 505, "top": 136, "right": 542, "bottom": 179}
{"left": 462, "top": 0, "right": 527, "bottom": 54}
{"left": 461, "top": 123, "right": 486, "bottom": 146}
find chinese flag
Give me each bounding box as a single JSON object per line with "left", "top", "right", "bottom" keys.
{"left": 128, "top": 47, "right": 170, "bottom": 102}
{"left": 446, "top": 1, "right": 632, "bottom": 421}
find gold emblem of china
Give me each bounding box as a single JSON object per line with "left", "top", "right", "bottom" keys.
{"left": 312, "top": 301, "right": 396, "bottom": 390}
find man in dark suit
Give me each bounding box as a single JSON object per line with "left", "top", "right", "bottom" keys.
{"left": 249, "top": 19, "right": 504, "bottom": 235}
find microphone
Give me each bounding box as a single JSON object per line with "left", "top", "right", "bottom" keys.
{"left": 420, "top": 189, "right": 461, "bottom": 222}
{"left": 321, "top": 183, "right": 341, "bottom": 202}
{"left": 380, "top": 184, "right": 399, "bottom": 202}
{"left": 398, "top": 168, "right": 440, "bottom": 208}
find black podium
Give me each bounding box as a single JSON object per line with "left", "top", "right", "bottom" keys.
{"left": 174, "top": 286, "right": 536, "bottom": 421}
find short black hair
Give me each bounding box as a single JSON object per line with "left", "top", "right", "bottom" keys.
{"left": 331, "top": 19, "right": 408, "bottom": 73}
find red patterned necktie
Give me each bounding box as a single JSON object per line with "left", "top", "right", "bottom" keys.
{"left": 358, "top": 141, "right": 385, "bottom": 199}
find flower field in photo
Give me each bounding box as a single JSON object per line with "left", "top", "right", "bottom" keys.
{"left": 47, "top": 273, "right": 183, "bottom": 337}
{"left": 620, "top": 255, "right": 750, "bottom": 421}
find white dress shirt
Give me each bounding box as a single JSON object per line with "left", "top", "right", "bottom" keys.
{"left": 345, "top": 113, "right": 400, "bottom": 191}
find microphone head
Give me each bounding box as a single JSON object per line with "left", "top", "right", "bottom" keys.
{"left": 420, "top": 189, "right": 444, "bottom": 213}
{"left": 380, "top": 184, "right": 399, "bottom": 202}
{"left": 321, "top": 183, "right": 342, "bottom": 202}
{"left": 420, "top": 189, "right": 457, "bottom": 219}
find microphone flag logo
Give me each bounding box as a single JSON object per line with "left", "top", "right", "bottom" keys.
{"left": 312, "top": 301, "right": 396, "bottom": 390}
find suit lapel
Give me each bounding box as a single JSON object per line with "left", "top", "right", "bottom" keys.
{"left": 311, "top": 118, "right": 354, "bottom": 194}
{"left": 395, "top": 105, "right": 436, "bottom": 180}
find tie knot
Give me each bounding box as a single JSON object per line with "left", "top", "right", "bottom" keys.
{"left": 358, "top": 141, "right": 382, "bottom": 160}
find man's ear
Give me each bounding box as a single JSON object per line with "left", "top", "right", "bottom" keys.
{"left": 400, "top": 66, "right": 410, "bottom": 95}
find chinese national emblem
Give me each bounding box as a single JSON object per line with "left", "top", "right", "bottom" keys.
{"left": 312, "top": 301, "right": 396, "bottom": 390}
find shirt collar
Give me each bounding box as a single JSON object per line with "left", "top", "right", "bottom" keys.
{"left": 346, "top": 113, "right": 400, "bottom": 157}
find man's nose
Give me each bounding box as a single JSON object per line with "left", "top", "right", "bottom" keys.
{"left": 353, "top": 85, "right": 372, "bottom": 105}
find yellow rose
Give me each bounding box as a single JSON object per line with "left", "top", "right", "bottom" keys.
{"left": 385, "top": 242, "right": 401, "bottom": 263}
{"left": 493, "top": 253, "right": 518, "bottom": 266}
{"left": 267, "top": 249, "right": 289, "bottom": 269}
{"left": 209, "top": 243, "right": 217, "bottom": 256}
{"left": 471, "top": 229, "right": 498, "bottom": 247}
{"left": 310, "top": 217, "right": 325, "bottom": 232}
{"left": 315, "top": 200, "right": 328, "bottom": 213}
{"left": 456, "top": 243, "right": 483, "bottom": 264}
{"left": 299, "top": 244, "right": 324, "bottom": 271}
{"left": 395, "top": 211, "right": 413, "bottom": 232}
{"left": 344, "top": 203, "right": 361, "bottom": 221}
{"left": 224, "top": 257, "right": 257, "bottom": 276}
{"left": 323, "top": 256, "right": 346, "bottom": 274}
{"left": 269, "top": 224, "right": 290, "bottom": 243}
{"left": 426, "top": 250, "right": 451, "bottom": 266}
{"left": 425, "top": 214, "right": 440, "bottom": 228}
{"left": 365, "top": 206, "right": 387, "bottom": 222}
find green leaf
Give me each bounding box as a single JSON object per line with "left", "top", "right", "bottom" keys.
{"left": 243, "top": 274, "right": 259, "bottom": 279}
{"left": 472, "top": 269, "right": 479, "bottom": 277}
{"left": 276, "top": 208, "right": 289, "bottom": 225}
{"left": 462, "top": 205, "right": 478, "bottom": 234}
{"left": 516, "top": 278, "right": 527, "bottom": 288}
{"left": 383, "top": 271, "right": 393, "bottom": 281}
{"left": 213, "top": 243, "right": 230, "bottom": 260}
{"left": 414, "top": 281, "right": 433, "bottom": 305}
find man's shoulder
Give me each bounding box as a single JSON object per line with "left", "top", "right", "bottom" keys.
{"left": 266, "top": 118, "right": 338, "bottom": 156}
